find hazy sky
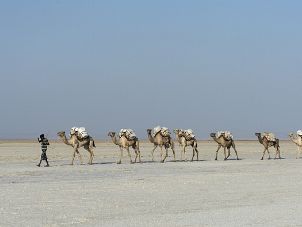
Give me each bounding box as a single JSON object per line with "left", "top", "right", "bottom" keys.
{"left": 1, "top": 0, "right": 302, "bottom": 139}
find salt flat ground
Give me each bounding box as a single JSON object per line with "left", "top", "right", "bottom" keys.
{"left": 1, "top": 140, "right": 302, "bottom": 227}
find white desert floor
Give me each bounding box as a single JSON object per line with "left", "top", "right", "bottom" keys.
{"left": 1, "top": 140, "right": 302, "bottom": 227}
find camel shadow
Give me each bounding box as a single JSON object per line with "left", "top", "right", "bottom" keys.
{"left": 141, "top": 160, "right": 156, "bottom": 164}
{"left": 92, "top": 161, "right": 116, "bottom": 165}
{"left": 55, "top": 163, "right": 82, "bottom": 167}
{"left": 273, "top": 157, "right": 286, "bottom": 160}
{"left": 226, "top": 158, "right": 243, "bottom": 161}
{"left": 166, "top": 159, "right": 207, "bottom": 163}
{"left": 191, "top": 159, "right": 207, "bottom": 162}
{"left": 55, "top": 162, "right": 116, "bottom": 166}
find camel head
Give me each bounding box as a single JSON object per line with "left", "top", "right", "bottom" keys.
{"left": 255, "top": 133, "right": 261, "bottom": 137}
{"left": 57, "top": 131, "right": 66, "bottom": 137}
{"left": 108, "top": 132, "right": 116, "bottom": 137}
{"left": 173, "top": 129, "right": 183, "bottom": 135}
{"left": 210, "top": 133, "right": 216, "bottom": 138}
{"left": 146, "top": 129, "right": 152, "bottom": 134}
{"left": 176, "top": 129, "right": 186, "bottom": 137}
{"left": 289, "top": 132, "right": 295, "bottom": 138}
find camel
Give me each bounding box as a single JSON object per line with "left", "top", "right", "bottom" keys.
{"left": 255, "top": 133, "right": 281, "bottom": 160}
{"left": 289, "top": 132, "right": 302, "bottom": 159}
{"left": 107, "top": 132, "right": 141, "bottom": 164}
{"left": 147, "top": 129, "right": 175, "bottom": 162}
{"left": 57, "top": 131, "right": 95, "bottom": 165}
{"left": 174, "top": 129, "right": 184, "bottom": 147}
{"left": 210, "top": 133, "right": 239, "bottom": 160}
{"left": 174, "top": 129, "right": 199, "bottom": 161}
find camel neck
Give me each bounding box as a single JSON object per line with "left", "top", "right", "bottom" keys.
{"left": 175, "top": 133, "right": 181, "bottom": 141}
{"left": 111, "top": 135, "right": 119, "bottom": 145}
{"left": 147, "top": 133, "right": 154, "bottom": 143}
{"left": 60, "top": 134, "right": 71, "bottom": 146}
{"left": 256, "top": 135, "right": 263, "bottom": 144}
{"left": 212, "top": 136, "right": 219, "bottom": 143}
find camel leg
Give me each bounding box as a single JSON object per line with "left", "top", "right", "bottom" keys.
{"left": 137, "top": 148, "right": 142, "bottom": 163}
{"left": 71, "top": 147, "right": 78, "bottom": 165}
{"left": 183, "top": 146, "right": 187, "bottom": 161}
{"left": 227, "top": 147, "right": 231, "bottom": 159}
{"left": 135, "top": 142, "right": 141, "bottom": 163}
{"left": 162, "top": 148, "right": 168, "bottom": 163}
{"left": 86, "top": 149, "right": 91, "bottom": 164}
{"left": 267, "top": 148, "right": 271, "bottom": 160}
{"left": 171, "top": 141, "right": 176, "bottom": 161}
{"left": 223, "top": 147, "right": 227, "bottom": 160}
{"left": 134, "top": 150, "right": 138, "bottom": 163}
{"left": 160, "top": 146, "right": 164, "bottom": 163}
{"left": 126, "top": 147, "right": 133, "bottom": 164}
{"left": 227, "top": 148, "right": 231, "bottom": 159}
{"left": 277, "top": 147, "right": 281, "bottom": 159}
{"left": 191, "top": 147, "right": 195, "bottom": 162}
{"left": 89, "top": 146, "right": 95, "bottom": 164}
{"left": 180, "top": 146, "right": 183, "bottom": 161}
{"left": 151, "top": 145, "right": 157, "bottom": 162}
{"left": 195, "top": 147, "right": 199, "bottom": 161}
{"left": 76, "top": 151, "right": 83, "bottom": 164}
{"left": 166, "top": 148, "right": 169, "bottom": 161}
{"left": 117, "top": 147, "right": 123, "bottom": 164}
{"left": 261, "top": 148, "right": 267, "bottom": 160}
{"left": 91, "top": 149, "right": 95, "bottom": 164}
{"left": 133, "top": 147, "right": 140, "bottom": 163}
{"left": 171, "top": 147, "right": 176, "bottom": 161}
{"left": 88, "top": 149, "right": 94, "bottom": 164}
{"left": 71, "top": 152, "right": 75, "bottom": 165}
{"left": 85, "top": 147, "right": 93, "bottom": 165}
{"left": 274, "top": 148, "right": 278, "bottom": 159}
{"left": 232, "top": 143, "right": 239, "bottom": 160}
{"left": 215, "top": 145, "right": 221, "bottom": 160}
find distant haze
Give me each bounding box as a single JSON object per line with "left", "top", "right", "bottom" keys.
{"left": 0, "top": 1, "right": 301, "bottom": 139}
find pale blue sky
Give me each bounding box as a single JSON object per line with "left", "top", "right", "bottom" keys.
{"left": 0, "top": 1, "right": 301, "bottom": 139}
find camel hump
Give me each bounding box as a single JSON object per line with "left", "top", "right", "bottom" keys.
{"left": 184, "top": 129, "right": 195, "bottom": 140}
{"left": 216, "top": 131, "right": 233, "bottom": 140}
{"left": 70, "top": 126, "right": 89, "bottom": 139}
{"left": 261, "top": 132, "right": 276, "bottom": 142}
{"left": 160, "top": 127, "right": 171, "bottom": 137}
{"left": 152, "top": 126, "right": 171, "bottom": 137}
{"left": 70, "top": 127, "right": 79, "bottom": 135}
{"left": 153, "top": 126, "right": 162, "bottom": 136}
{"left": 78, "top": 127, "right": 88, "bottom": 138}
{"left": 119, "top": 129, "right": 137, "bottom": 140}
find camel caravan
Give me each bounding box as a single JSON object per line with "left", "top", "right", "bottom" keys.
{"left": 54, "top": 126, "right": 302, "bottom": 165}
